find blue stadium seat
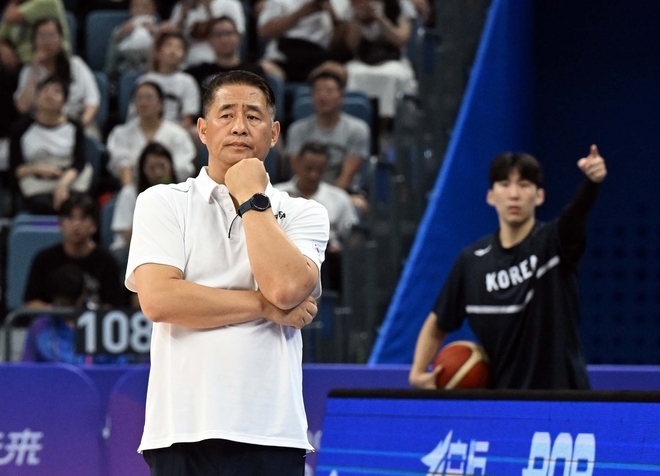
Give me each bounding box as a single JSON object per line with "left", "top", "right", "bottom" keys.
{"left": 65, "top": 11, "right": 77, "bottom": 55}
{"left": 93, "top": 71, "right": 109, "bottom": 133}
{"left": 85, "top": 10, "right": 131, "bottom": 71}
{"left": 6, "top": 225, "right": 63, "bottom": 310}
{"left": 266, "top": 73, "right": 284, "bottom": 121}
{"left": 84, "top": 135, "right": 107, "bottom": 195}
{"left": 100, "top": 195, "right": 116, "bottom": 250}
{"left": 292, "top": 93, "right": 373, "bottom": 127}
{"left": 12, "top": 213, "right": 59, "bottom": 227}
{"left": 118, "top": 70, "right": 141, "bottom": 123}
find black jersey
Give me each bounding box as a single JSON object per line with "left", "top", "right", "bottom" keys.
{"left": 434, "top": 181, "right": 601, "bottom": 390}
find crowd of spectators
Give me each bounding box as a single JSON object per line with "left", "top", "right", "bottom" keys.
{"left": 0, "top": 0, "right": 425, "bottom": 363}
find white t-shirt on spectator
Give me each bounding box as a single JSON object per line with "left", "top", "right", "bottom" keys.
{"left": 106, "top": 118, "right": 197, "bottom": 182}
{"left": 110, "top": 183, "right": 138, "bottom": 250}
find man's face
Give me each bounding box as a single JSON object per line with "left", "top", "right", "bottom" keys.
{"left": 486, "top": 170, "right": 545, "bottom": 228}
{"left": 296, "top": 151, "right": 327, "bottom": 191}
{"left": 312, "top": 78, "right": 343, "bottom": 115}
{"left": 208, "top": 20, "right": 240, "bottom": 58}
{"left": 197, "top": 83, "right": 279, "bottom": 168}
{"left": 59, "top": 208, "right": 96, "bottom": 246}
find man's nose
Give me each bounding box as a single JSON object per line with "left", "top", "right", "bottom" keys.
{"left": 231, "top": 114, "right": 247, "bottom": 134}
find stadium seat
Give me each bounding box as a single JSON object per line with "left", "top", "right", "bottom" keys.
{"left": 84, "top": 135, "right": 107, "bottom": 195}
{"left": 118, "top": 70, "right": 141, "bottom": 123}
{"left": 12, "top": 213, "right": 59, "bottom": 227}
{"left": 94, "top": 71, "right": 109, "bottom": 133}
{"left": 6, "top": 225, "right": 63, "bottom": 310}
{"left": 85, "top": 10, "right": 131, "bottom": 71}
{"left": 65, "top": 10, "right": 77, "bottom": 55}
{"left": 266, "top": 73, "right": 284, "bottom": 122}
{"left": 100, "top": 195, "right": 116, "bottom": 250}
{"left": 291, "top": 93, "right": 373, "bottom": 128}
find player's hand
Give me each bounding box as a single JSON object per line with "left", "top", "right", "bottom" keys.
{"left": 577, "top": 144, "right": 607, "bottom": 183}
{"left": 225, "top": 157, "right": 268, "bottom": 204}
{"left": 409, "top": 365, "right": 442, "bottom": 389}
{"left": 265, "top": 295, "right": 318, "bottom": 329}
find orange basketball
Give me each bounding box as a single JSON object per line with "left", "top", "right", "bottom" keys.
{"left": 433, "top": 340, "right": 490, "bottom": 389}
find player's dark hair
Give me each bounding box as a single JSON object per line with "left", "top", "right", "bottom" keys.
{"left": 489, "top": 152, "right": 543, "bottom": 187}
{"left": 58, "top": 193, "right": 98, "bottom": 223}
{"left": 309, "top": 70, "right": 345, "bottom": 90}
{"left": 201, "top": 70, "right": 276, "bottom": 121}
{"left": 298, "top": 141, "right": 329, "bottom": 160}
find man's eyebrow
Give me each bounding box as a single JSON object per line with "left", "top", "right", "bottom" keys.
{"left": 217, "top": 103, "right": 266, "bottom": 114}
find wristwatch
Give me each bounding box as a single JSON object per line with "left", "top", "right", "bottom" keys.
{"left": 237, "top": 193, "right": 271, "bottom": 217}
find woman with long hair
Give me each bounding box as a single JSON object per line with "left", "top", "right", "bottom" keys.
{"left": 14, "top": 17, "right": 101, "bottom": 137}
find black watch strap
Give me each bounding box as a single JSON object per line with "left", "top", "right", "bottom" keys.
{"left": 237, "top": 193, "right": 271, "bottom": 217}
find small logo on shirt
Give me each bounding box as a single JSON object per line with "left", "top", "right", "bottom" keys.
{"left": 275, "top": 211, "right": 286, "bottom": 220}
{"left": 474, "top": 245, "right": 492, "bottom": 257}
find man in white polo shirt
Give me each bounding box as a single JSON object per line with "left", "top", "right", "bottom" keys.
{"left": 126, "top": 70, "right": 329, "bottom": 475}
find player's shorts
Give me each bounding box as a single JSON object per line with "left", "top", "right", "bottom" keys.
{"left": 143, "top": 438, "right": 306, "bottom": 476}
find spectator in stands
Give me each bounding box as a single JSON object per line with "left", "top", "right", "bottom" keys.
{"left": 10, "top": 76, "right": 92, "bottom": 214}
{"left": 107, "top": 80, "right": 196, "bottom": 187}
{"left": 344, "top": 0, "right": 417, "bottom": 121}
{"left": 0, "top": 0, "right": 71, "bottom": 65}
{"left": 409, "top": 146, "right": 607, "bottom": 390}
{"left": 276, "top": 141, "right": 358, "bottom": 290}
{"left": 286, "top": 70, "right": 370, "bottom": 196}
{"left": 103, "top": 0, "right": 159, "bottom": 78}
{"left": 185, "top": 15, "right": 283, "bottom": 91}
{"left": 13, "top": 17, "right": 101, "bottom": 138}
{"left": 23, "top": 193, "right": 125, "bottom": 309}
{"left": 22, "top": 262, "right": 135, "bottom": 364}
{"left": 110, "top": 142, "right": 176, "bottom": 267}
{"left": 0, "top": 57, "right": 20, "bottom": 205}
{"left": 166, "top": 0, "right": 246, "bottom": 67}
{"left": 134, "top": 31, "right": 201, "bottom": 132}
{"left": 257, "top": 0, "right": 352, "bottom": 81}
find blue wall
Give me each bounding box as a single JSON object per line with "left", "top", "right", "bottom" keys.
{"left": 372, "top": 0, "right": 660, "bottom": 364}
{"left": 534, "top": 0, "right": 660, "bottom": 363}
{"left": 370, "top": 0, "right": 536, "bottom": 364}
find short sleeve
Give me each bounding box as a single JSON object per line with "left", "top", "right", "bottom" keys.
{"left": 282, "top": 199, "right": 329, "bottom": 298}
{"left": 180, "top": 73, "right": 201, "bottom": 117}
{"left": 345, "top": 119, "right": 370, "bottom": 159}
{"left": 72, "top": 57, "right": 101, "bottom": 107}
{"left": 125, "top": 186, "right": 187, "bottom": 291}
{"left": 285, "top": 120, "right": 306, "bottom": 156}
{"left": 111, "top": 185, "right": 138, "bottom": 233}
{"left": 258, "top": 0, "right": 288, "bottom": 27}
{"left": 14, "top": 64, "right": 34, "bottom": 101}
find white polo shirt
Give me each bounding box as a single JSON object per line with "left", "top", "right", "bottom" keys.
{"left": 126, "top": 167, "right": 328, "bottom": 452}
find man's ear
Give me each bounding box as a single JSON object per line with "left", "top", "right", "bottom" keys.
{"left": 197, "top": 117, "right": 207, "bottom": 145}
{"left": 270, "top": 120, "right": 280, "bottom": 147}
{"left": 535, "top": 188, "right": 545, "bottom": 207}
{"left": 486, "top": 189, "right": 495, "bottom": 207}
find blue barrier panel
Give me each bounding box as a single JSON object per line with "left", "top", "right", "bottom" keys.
{"left": 105, "top": 368, "right": 150, "bottom": 476}
{"left": 0, "top": 364, "right": 103, "bottom": 476}
{"left": 317, "top": 390, "right": 660, "bottom": 475}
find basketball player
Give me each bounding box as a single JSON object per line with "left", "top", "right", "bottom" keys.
{"left": 126, "top": 71, "right": 329, "bottom": 475}
{"left": 409, "top": 145, "right": 607, "bottom": 390}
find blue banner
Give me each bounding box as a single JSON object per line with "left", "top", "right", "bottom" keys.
{"left": 316, "top": 392, "right": 660, "bottom": 475}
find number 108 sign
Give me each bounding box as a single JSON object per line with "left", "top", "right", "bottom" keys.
{"left": 75, "top": 309, "right": 152, "bottom": 355}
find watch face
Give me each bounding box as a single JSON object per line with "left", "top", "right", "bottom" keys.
{"left": 252, "top": 193, "right": 270, "bottom": 210}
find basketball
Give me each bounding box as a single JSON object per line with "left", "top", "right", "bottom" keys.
{"left": 433, "top": 340, "right": 490, "bottom": 389}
